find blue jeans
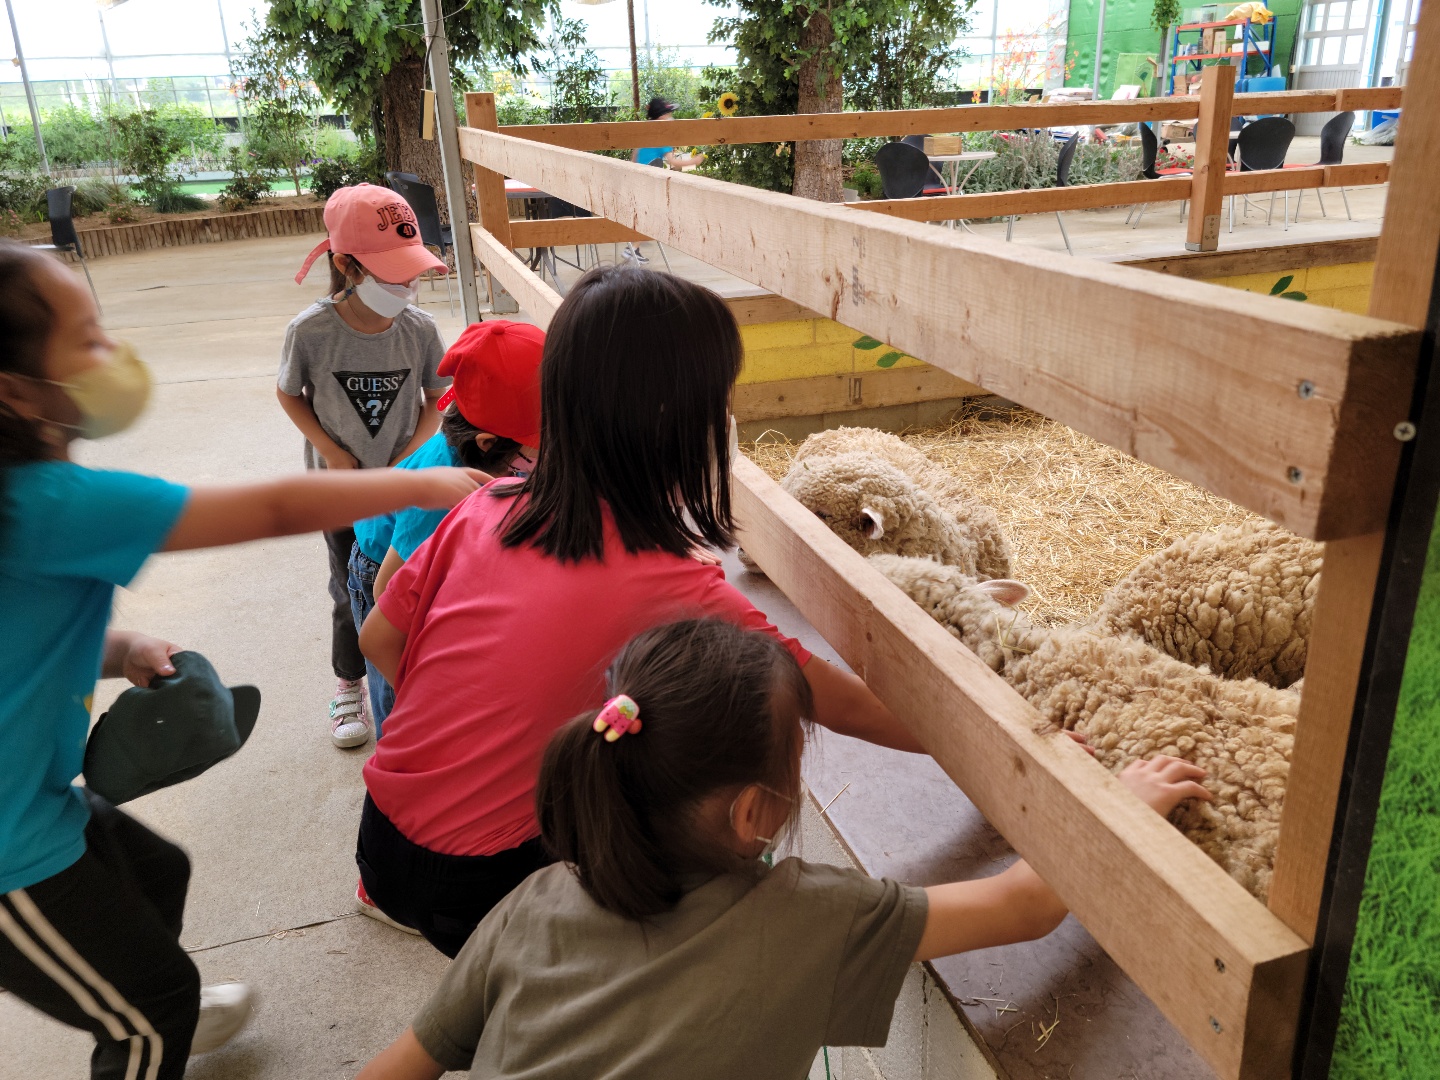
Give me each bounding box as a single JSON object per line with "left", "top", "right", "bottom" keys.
{"left": 347, "top": 543, "right": 395, "bottom": 737}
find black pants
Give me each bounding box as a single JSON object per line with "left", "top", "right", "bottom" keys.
{"left": 325, "top": 526, "right": 367, "bottom": 682}
{"left": 0, "top": 791, "right": 200, "bottom": 1080}
{"left": 356, "top": 795, "right": 554, "bottom": 958}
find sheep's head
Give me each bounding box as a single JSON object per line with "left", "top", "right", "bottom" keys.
{"left": 867, "top": 554, "right": 1032, "bottom": 670}
{"left": 781, "top": 452, "right": 952, "bottom": 558}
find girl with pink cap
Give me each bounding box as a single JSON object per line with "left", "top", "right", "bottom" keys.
{"left": 278, "top": 184, "right": 452, "bottom": 750}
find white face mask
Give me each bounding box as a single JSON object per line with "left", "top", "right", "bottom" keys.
{"left": 352, "top": 275, "right": 418, "bottom": 318}
{"left": 730, "top": 782, "right": 797, "bottom": 862}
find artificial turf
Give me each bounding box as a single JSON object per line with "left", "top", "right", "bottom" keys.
{"left": 1331, "top": 508, "right": 1440, "bottom": 1076}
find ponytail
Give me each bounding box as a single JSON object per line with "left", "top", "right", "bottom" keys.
{"left": 537, "top": 618, "right": 813, "bottom": 921}
{"left": 0, "top": 242, "right": 60, "bottom": 539}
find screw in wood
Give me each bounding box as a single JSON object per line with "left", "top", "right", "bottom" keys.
{"left": 1287, "top": 467, "right": 1304, "bottom": 484}
{"left": 1210, "top": 1016, "right": 1224, "bottom": 1034}
{"left": 1297, "top": 380, "right": 1316, "bottom": 399}
{"left": 1395, "top": 421, "right": 1418, "bottom": 442}
{"left": 1214, "top": 958, "right": 1226, "bottom": 973}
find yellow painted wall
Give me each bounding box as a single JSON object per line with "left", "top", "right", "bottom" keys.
{"left": 1203, "top": 261, "right": 1375, "bottom": 315}
{"left": 738, "top": 317, "right": 924, "bottom": 385}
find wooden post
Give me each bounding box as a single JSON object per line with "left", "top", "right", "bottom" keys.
{"left": 463, "top": 92, "right": 512, "bottom": 248}
{"left": 1186, "top": 64, "right": 1236, "bottom": 252}
{"left": 1268, "top": 0, "right": 1440, "bottom": 941}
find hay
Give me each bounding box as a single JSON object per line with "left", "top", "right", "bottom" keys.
{"left": 742, "top": 403, "right": 1264, "bottom": 627}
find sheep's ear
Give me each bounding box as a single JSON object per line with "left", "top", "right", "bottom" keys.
{"left": 976, "top": 579, "right": 1030, "bottom": 606}
{"left": 859, "top": 507, "right": 885, "bottom": 540}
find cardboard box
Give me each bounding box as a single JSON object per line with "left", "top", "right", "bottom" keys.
{"left": 924, "top": 136, "right": 963, "bottom": 155}
{"left": 1162, "top": 120, "right": 1198, "bottom": 140}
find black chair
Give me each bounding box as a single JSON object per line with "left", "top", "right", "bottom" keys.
{"left": 384, "top": 174, "right": 454, "bottom": 314}
{"left": 1005, "top": 132, "right": 1079, "bottom": 255}
{"left": 1126, "top": 122, "right": 1160, "bottom": 227}
{"left": 1291, "top": 111, "right": 1355, "bottom": 222}
{"left": 874, "top": 141, "right": 949, "bottom": 200}
{"left": 34, "top": 187, "right": 99, "bottom": 309}
{"left": 1230, "top": 116, "right": 1295, "bottom": 232}
{"left": 901, "top": 134, "right": 951, "bottom": 190}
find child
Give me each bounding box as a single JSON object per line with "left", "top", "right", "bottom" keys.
{"left": 0, "top": 241, "right": 481, "bottom": 1079}
{"left": 356, "top": 266, "right": 923, "bottom": 957}
{"left": 279, "top": 183, "right": 452, "bottom": 749}
{"left": 358, "top": 618, "right": 1211, "bottom": 1079}
{"left": 623, "top": 97, "right": 705, "bottom": 263}
{"left": 348, "top": 319, "right": 543, "bottom": 738}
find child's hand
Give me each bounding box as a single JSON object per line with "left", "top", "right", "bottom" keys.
{"left": 1117, "top": 755, "right": 1212, "bottom": 816}
{"left": 123, "top": 635, "right": 182, "bottom": 688}
{"left": 686, "top": 543, "right": 722, "bottom": 566}
{"left": 414, "top": 467, "right": 488, "bottom": 509}
{"left": 324, "top": 448, "right": 359, "bottom": 470}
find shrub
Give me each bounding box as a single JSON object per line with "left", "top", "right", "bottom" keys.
{"left": 0, "top": 208, "right": 26, "bottom": 236}
{"left": 309, "top": 141, "right": 384, "bottom": 201}
{"left": 74, "top": 179, "right": 131, "bottom": 216}
{"left": 114, "top": 109, "right": 186, "bottom": 204}
{"left": 848, "top": 163, "right": 883, "bottom": 198}
{"left": 0, "top": 171, "right": 47, "bottom": 220}
{"left": 148, "top": 185, "right": 206, "bottom": 213}
{"left": 106, "top": 201, "right": 138, "bottom": 225}
{"left": 218, "top": 147, "right": 274, "bottom": 211}
{"left": 495, "top": 95, "right": 549, "bottom": 126}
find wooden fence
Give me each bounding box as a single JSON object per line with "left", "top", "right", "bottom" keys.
{"left": 31, "top": 204, "right": 326, "bottom": 260}
{"left": 456, "top": 56, "right": 1425, "bottom": 1080}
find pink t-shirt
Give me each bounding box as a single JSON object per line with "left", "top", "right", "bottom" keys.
{"left": 366, "top": 481, "right": 811, "bottom": 857}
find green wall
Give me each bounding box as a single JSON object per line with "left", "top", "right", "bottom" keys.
{"left": 1065, "top": 0, "right": 1302, "bottom": 98}
{"left": 1329, "top": 505, "right": 1440, "bottom": 1077}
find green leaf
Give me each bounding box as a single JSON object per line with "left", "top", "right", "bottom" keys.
{"left": 1281, "top": 291, "right": 1309, "bottom": 302}
{"left": 875, "top": 350, "right": 903, "bottom": 368}
{"left": 853, "top": 335, "right": 884, "bottom": 350}
{"left": 1270, "top": 275, "right": 1295, "bottom": 295}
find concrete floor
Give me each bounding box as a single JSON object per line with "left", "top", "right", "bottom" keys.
{"left": 0, "top": 143, "right": 1393, "bottom": 1075}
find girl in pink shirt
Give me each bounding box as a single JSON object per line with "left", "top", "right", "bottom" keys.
{"left": 357, "top": 266, "right": 923, "bottom": 957}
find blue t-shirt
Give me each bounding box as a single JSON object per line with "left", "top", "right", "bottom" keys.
{"left": 635, "top": 146, "right": 672, "bottom": 167}
{"left": 354, "top": 432, "right": 462, "bottom": 563}
{"left": 0, "top": 461, "right": 188, "bottom": 893}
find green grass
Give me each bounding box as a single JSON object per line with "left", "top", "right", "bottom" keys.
{"left": 1331, "top": 508, "right": 1440, "bottom": 1076}
{"left": 176, "top": 177, "right": 310, "bottom": 196}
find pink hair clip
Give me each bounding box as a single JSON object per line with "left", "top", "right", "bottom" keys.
{"left": 593, "top": 694, "right": 641, "bottom": 742}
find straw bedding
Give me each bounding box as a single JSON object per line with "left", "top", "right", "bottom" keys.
{"left": 742, "top": 403, "right": 1265, "bottom": 626}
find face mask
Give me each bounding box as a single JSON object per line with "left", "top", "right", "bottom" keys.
{"left": 34, "top": 342, "right": 152, "bottom": 439}
{"left": 730, "top": 782, "right": 797, "bottom": 862}
{"left": 352, "top": 275, "right": 418, "bottom": 318}
{"left": 508, "top": 447, "right": 537, "bottom": 479}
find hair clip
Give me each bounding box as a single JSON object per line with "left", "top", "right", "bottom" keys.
{"left": 593, "top": 694, "right": 641, "bottom": 742}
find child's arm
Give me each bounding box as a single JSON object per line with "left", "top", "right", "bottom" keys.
{"left": 803, "top": 659, "right": 925, "bottom": 753}
{"left": 355, "top": 1027, "right": 445, "bottom": 1080}
{"left": 101, "top": 631, "right": 181, "bottom": 686}
{"left": 913, "top": 756, "right": 1212, "bottom": 961}
{"left": 160, "top": 469, "right": 483, "bottom": 553}
{"left": 373, "top": 546, "right": 405, "bottom": 601}
{"left": 390, "top": 389, "right": 445, "bottom": 466}
{"left": 275, "top": 386, "right": 358, "bottom": 470}
{"left": 359, "top": 606, "right": 406, "bottom": 686}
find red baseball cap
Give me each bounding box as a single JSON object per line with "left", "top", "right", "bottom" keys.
{"left": 437, "top": 320, "right": 544, "bottom": 447}
{"left": 294, "top": 183, "right": 448, "bottom": 285}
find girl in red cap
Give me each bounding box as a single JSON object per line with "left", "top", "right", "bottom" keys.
{"left": 278, "top": 184, "right": 453, "bottom": 751}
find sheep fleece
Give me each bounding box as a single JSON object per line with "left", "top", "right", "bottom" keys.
{"left": 1090, "top": 521, "right": 1321, "bottom": 688}
{"left": 871, "top": 553, "right": 1297, "bottom": 900}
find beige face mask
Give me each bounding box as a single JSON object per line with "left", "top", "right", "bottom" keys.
{"left": 37, "top": 342, "right": 153, "bottom": 439}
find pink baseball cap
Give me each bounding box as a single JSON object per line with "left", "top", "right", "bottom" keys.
{"left": 294, "top": 183, "right": 448, "bottom": 285}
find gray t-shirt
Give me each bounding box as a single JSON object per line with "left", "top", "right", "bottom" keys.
{"left": 412, "top": 858, "right": 928, "bottom": 1080}
{"left": 277, "top": 299, "right": 447, "bottom": 470}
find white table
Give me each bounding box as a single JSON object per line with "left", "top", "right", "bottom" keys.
{"left": 926, "top": 149, "right": 997, "bottom": 231}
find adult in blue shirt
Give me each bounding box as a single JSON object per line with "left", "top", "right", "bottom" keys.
{"left": 0, "top": 242, "right": 482, "bottom": 1078}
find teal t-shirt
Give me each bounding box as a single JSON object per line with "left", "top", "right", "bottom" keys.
{"left": 635, "top": 146, "right": 672, "bottom": 167}
{"left": 0, "top": 461, "right": 189, "bottom": 893}
{"left": 354, "top": 432, "right": 462, "bottom": 563}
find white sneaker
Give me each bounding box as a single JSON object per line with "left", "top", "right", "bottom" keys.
{"left": 329, "top": 679, "right": 371, "bottom": 748}
{"left": 356, "top": 882, "right": 421, "bottom": 936}
{"left": 621, "top": 243, "right": 649, "bottom": 264}
{"left": 190, "top": 982, "right": 253, "bottom": 1055}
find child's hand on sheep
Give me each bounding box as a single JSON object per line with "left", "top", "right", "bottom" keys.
{"left": 1118, "top": 755, "right": 1213, "bottom": 817}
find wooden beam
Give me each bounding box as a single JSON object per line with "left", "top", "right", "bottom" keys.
{"left": 468, "top": 224, "right": 561, "bottom": 329}
{"left": 724, "top": 293, "right": 824, "bottom": 325}
{"left": 733, "top": 365, "right": 982, "bottom": 422}
{"left": 731, "top": 457, "right": 1309, "bottom": 1080}
{"left": 1268, "top": 0, "right": 1439, "bottom": 941}
{"left": 459, "top": 123, "right": 1420, "bottom": 541}
{"left": 1188, "top": 65, "right": 1237, "bottom": 252}
{"left": 507, "top": 216, "right": 647, "bottom": 248}
{"left": 1232, "top": 89, "right": 1337, "bottom": 115}
{"left": 1220, "top": 162, "right": 1390, "bottom": 196}
{"left": 1336, "top": 86, "right": 1405, "bottom": 111}
{"left": 1118, "top": 237, "right": 1379, "bottom": 279}
{"left": 853, "top": 177, "right": 1191, "bottom": 222}
{"left": 463, "top": 92, "right": 512, "bottom": 247}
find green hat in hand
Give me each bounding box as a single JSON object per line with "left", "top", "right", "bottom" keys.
{"left": 84, "top": 651, "right": 261, "bottom": 805}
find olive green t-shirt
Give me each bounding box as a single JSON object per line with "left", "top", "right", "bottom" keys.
{"left": 412, "top": 857, "right": 928, "bottom": 1079}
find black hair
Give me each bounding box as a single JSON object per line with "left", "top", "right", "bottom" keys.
{"left": 440, "top": 403, "right": 522, "bottom": 473}
{"left": 0, "top": 242, "right": 59, "bottom": 536}
{"left": 646, "top": 96, "right": 676, "bottom": 120}
{"left": 495, "top": 265, "right": 742, "bottom": 562}
{"left": 537, "top": 618, "right": 812, "bottom": 921}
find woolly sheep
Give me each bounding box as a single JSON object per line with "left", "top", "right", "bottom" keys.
{"left": 1089, "top": 522, "right": 1321, "bottom": 689}
{"left": 869, "top": 553, "right": 1298, "bottom": 900}
{"left": 779, "top": 451, "right": 1014, "bottom": 580}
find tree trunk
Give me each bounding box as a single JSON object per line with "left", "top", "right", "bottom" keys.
{"left": 791, "top": 9, "right": 844, "bottom": 203}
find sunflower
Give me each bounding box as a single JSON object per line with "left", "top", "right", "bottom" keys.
{"left": 718, "top": 92, "right": 740, "bottom": 116}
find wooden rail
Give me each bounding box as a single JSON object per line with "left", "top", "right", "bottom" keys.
{"left": 459, "top": 119, "right": 1418, "bottom": 542}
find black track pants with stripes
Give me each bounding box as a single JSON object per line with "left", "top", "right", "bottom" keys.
{"left": 0, "top": 790, "right": 200, "bottom": 1080}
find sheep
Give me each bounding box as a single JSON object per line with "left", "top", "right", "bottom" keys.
{"left": 869, "top": 553, "right": 1298, "bottom": 900}
{"left": 1088, "top": 522, "right": 1321, "bottom": 689}
{"left": 776, "top": 450, "right": 1014, "bottom": 580}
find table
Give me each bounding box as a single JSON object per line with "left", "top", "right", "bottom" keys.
{"left": 927, "top": 149, "right": 997, "bottom": 231}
